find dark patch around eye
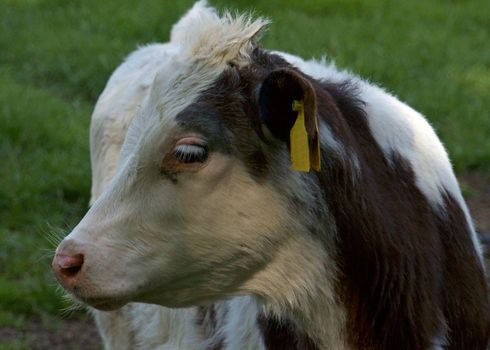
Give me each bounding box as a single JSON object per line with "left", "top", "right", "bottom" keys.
{"left": 175, "top": 106, "right": 233, "bottom": 156}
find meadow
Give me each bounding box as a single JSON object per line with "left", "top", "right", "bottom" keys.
{"left": 0, "top": 0, "right": 489, "bottom": 347}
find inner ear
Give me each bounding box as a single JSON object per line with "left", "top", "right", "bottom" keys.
{"left": 258, "top": 68, "right": 316, "bottom": 143}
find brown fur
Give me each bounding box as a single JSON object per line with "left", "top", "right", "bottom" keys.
{"left": 312, "top": 80, "right": 490, "bottom": 349}
{"left": 257, "top": 314, "right": 318, "bottom": 350}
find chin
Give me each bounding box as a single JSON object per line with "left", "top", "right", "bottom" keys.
{"left": 80, "top": 296, "right": 129, "bottom": 311}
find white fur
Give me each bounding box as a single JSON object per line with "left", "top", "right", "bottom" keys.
{"left": 90, "top": 43, "right": 180, "bottom": 203}
{"left": 220, "top": 297, "right": 265, "bottom": 350}
{"left": 170, "top": 0, "right": 268, "bottom": 68}
{"left": 56, "top": 1, "right": 480, "bottom": 349}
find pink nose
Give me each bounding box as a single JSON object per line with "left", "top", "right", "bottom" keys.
{"left": 52, "top": 250, "right": 84, "bottom": 290}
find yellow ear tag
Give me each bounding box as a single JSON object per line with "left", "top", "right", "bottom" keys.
{"left": 290, "top": 100, "right": 311, "bottom": 171}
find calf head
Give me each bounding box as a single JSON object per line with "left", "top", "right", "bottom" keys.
{"left": 52, "top": 12, "right": 325, "bottom": 311}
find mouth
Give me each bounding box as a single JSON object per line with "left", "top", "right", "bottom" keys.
{"left": 76, "top": 295, "right": 128, "bottom": 311}
{"left": 57, "top": 274, "right": 136, "bottom": 311}
{"left": 65, "top": 286, "right": 130, "bottom": 311}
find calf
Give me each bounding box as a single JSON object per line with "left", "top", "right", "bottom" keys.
{"left": 53, "top": 1, "right": 489, "bottom": 349}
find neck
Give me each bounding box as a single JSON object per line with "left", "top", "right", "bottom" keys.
{"left": 240, "top": 223, "right": 349, "bottom": 350}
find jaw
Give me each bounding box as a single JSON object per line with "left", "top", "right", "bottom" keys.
{"left": 239, "top": 226, "right": 348, "bottom": 349}
{"left": 65, "top": 281, "right": 134, "bottom": 311}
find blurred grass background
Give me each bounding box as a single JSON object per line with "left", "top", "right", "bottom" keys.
{"left": 0, "top": 0, "right": 489, "bottom": 341}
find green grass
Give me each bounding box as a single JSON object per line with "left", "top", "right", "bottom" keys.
{"left": 0, "top": 0, "right": 489, "bottom": 334}
{"left": 0, "top": 338, "right": 30, "bottom": 350}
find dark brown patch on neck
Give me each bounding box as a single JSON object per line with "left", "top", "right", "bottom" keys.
{"left": 311, "top": 81, "right": 489, "bottom": 349}
{"left": 322, "top": 151, "right": 444, "bottom": 349}
{"left": 258, "top": 314, "right": 319, "bottom": 350}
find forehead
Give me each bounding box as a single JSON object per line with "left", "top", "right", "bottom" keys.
{"left": 146, "top": 8, "right": 270, "bottom": 125}
{"left": 150, "top": 56, "right": 225, "bottom": 124}
{"left": 146, "top": 47, "right": 287, "bottom": 132}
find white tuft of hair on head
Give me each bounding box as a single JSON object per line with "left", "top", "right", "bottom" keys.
{"left": 170, "top": 0, "right": 216, "bottom": 44}
{"left": 170, "top": 0, "right": 269, "bottom": 68}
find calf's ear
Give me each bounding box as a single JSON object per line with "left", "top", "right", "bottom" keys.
{"left": 258, "top": 68, "right": 320, "bottom": 171}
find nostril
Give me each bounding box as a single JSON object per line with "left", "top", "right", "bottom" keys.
{"left": 54, "top": 253, "right": 84, "bottom": 278}
{"left": 61, "top": 264, "right": 82, "bottom": 278}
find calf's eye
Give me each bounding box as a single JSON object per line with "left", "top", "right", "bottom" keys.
{"left": 173, "top": 144, "right": 208, "bottom": 164}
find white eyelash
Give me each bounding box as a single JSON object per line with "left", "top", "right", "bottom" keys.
{"left": 173, "top": 144, "right": 207, "bottom": 163}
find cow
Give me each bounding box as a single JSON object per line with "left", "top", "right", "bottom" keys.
{"left": 52, "top": 1, "right": 489, "bottom": 349}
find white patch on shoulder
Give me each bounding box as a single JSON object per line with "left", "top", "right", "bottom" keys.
{"left": 358, "top": 83, "right": 482, "bottom": 261}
